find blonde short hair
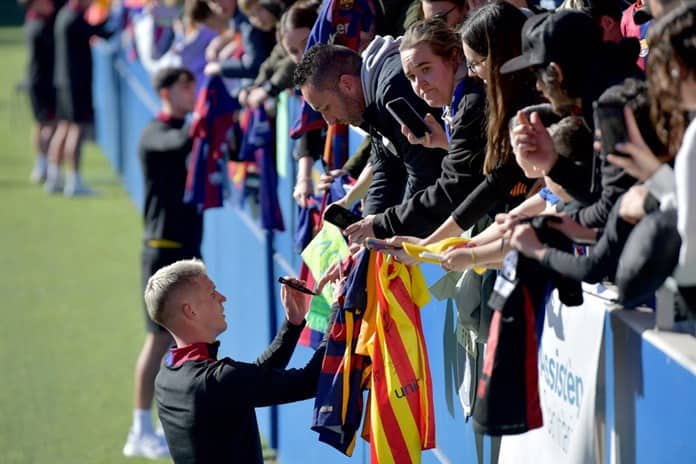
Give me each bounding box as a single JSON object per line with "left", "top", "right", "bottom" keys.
{"left": 144, "top": 258, "right": 207, "bottom": 326}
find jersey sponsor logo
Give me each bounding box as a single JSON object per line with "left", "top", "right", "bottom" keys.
{"left": 394, "top": 378, "right": 421, "bottom": 399}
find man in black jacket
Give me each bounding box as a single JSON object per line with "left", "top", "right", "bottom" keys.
{"left": 148, "top": 259, "right": 332, "bottom": 464}
{"left": 123, "top": 67, "right": 199, "bottom": 460}
{"left": 294, "top": 39, "right": 446, "bottom": 215}
{"left": 21, "top": 0, "right": 57, "bottom": 184}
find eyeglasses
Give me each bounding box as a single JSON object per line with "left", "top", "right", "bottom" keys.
{"left": 466, "top": 57, "right": 486, "bottom": 75}
{"left": 431, "top": 5, "right": 457, "bottom": 22}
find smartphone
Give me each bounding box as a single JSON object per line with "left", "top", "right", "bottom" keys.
{"left": 323, "top": 204, "right": 362, "bottom": 230}
{"left": 278, "top": 276, "right": 318, "bottom": 296}
{"left": 386, "top": 97, "right": 430, "bottom": 139}
{"left": 593, "top": 101, "right": 628, "bottom": 157}
{"left": 365, "top": 238, "right": 403, "bottom": 252}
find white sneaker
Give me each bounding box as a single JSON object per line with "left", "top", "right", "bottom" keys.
{"left": 43, "top": 174, "right": 64, "bottom": 194}
{"left": 123, "top": 429, "right": 170, "bottom": 459}
{"left": 63, "top": 177, "right": 94, "bottom": 197}
{"left": 30, "top": 159, "right": 47, "bottom": 184}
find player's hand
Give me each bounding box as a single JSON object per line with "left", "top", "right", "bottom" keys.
{"left": 280, "top": 277, "right": 310, "bottom": 325}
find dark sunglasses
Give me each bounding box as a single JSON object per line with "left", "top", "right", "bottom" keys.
{"left": 431, "top": 5, "right": 458, "bottom": 21}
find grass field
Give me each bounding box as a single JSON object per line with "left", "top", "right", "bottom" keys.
{"left": 0, "top": 27, "right": 168, "bottom": 463}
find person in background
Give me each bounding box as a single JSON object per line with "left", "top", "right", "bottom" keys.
{"left": 123, "top": 67, "right": 199, "bottom": 460}
{"left": 47, "top": 0, "right": 112, "bottom": 196}
{"left": 20, "top": 0, "right": 57, "bottom": 185}
{"left": 231, "top": 0, "right": 296, "bottom": 110}
{"left": 420, "top": 0, "right": 468, "bottom": 29}
{"left": 584, "top": 0, "right": 624, "bottom": 44}
{"left": 136, "top": 0, "right": 229, "bottom": 93}
{"left": 149, "top": 258, "right": 336, "bottom": 463}
{"left": 203, "top": 0, "right": 278, "bottom": 83}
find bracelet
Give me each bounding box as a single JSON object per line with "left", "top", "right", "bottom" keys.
{"left": 470, "top": 248, "right": 478, "bottom": 268}
{"left": 296, "top": 176, "right": 312, "bottom": 182}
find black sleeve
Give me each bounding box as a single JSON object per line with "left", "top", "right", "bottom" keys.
{"left": 266, "top": 57, "right": 296, "bottom": 96}
{"left": 343, "top": 136, "right": 371, "bottom": 177}
{"left": 213, "top": 304, "right": 338, "bottom": 408}
{"left": 541, "top": 249, "right": 606, "bottom": 283}
{"left": 362, "top": 134, "right": 407, "bottom": 215}
{"left": 141, "top": 125, "right": 192, "bottom": 154}
{"left": 254, "top": 320, "right": 306, "bottom": 369}
{"left": 547, "top": 156, "right": 597, "bottom": 205}
{"left": 252, "top": 44, "right": 284, "bottom": 86}
{"left": 214, "top": 346, "right": 326, "bottom": 408}
{"left": 451, "top": 163, "right": 527, "bottom": 232}
{"left": 292, "top": 128, "right": 324, "bottom": 162}
{"left": 542, "top": 199, "right": 633, "bottom": 282}
{"left": 571, "top": 157, "right": 637, "bottom": 228}
{"left": 372, "top": 91, "right": 486, "bottom": 238}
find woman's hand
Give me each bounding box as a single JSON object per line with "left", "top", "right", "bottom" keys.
{"left": 317, "top": 169, "right": 348, "bottom": 192}
{"left": 510, "top": 224, "right": 547, "bottom": 261}
{"left": 401, "top": 113, "right": 449, "bottom": 150}
{"left": 344, "top": 216, "right": 375, "bottom": 245}
{"left": 293, "top": 177, "right": 313, "bottom": 208}
{"left": 440, "top": 248, "right": 475, "bottom": 272}
{"left": 607, "top": 107, "right": 661, "bottom": 182}
{"left": 246, "top": 87, "right": 269, "bottom": 109}
{"left": 618, "top": 184, "right": 649, "bottom": 224}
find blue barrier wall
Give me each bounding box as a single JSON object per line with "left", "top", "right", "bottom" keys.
{"left": 93, "top": 41, "right": 696, "bottom": 464}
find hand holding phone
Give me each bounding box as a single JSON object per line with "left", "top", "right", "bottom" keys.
{"left": 386, "top": 97, "right": 430, "bottom": 139}
{"left": 323, "top": 204, "right": 362, "bottom": 230}
{"left": 593, "top": 101, "right": 628, "bottom": 157}
{"left": 278, "top": 276, "right": 317, "bottom": 296}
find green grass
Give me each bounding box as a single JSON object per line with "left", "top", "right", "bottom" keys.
{"left": 0, "top": 27, "right": 166, "bottom": 463}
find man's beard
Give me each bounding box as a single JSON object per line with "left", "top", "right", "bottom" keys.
{"left": 339, "top": 91, "right": 365, "bottom": 126}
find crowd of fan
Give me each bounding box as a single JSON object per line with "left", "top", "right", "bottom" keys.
{"left": 20, "top": 0, "right": 696, "bottom": 460}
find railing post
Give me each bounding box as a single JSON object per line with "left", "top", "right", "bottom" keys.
{"left": 265, "top": 228, "right": 279, "bottom": 449}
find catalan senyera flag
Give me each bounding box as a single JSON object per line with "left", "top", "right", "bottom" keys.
{"left": 368, "top": 253, "right": 436, "bottom": 464}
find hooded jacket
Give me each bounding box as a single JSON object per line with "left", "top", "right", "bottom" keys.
{"left": 358, "top": 35, "right": 446, "bottom": 215}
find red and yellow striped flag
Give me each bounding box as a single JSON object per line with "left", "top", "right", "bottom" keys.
{"left": 368, "top": 253, "right": 436, "bottom": 463}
